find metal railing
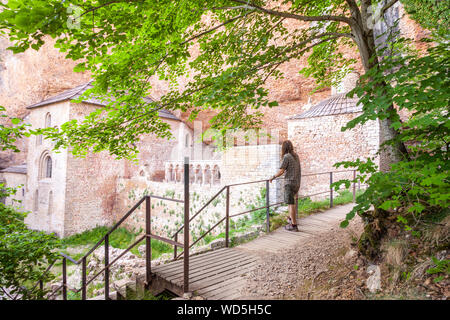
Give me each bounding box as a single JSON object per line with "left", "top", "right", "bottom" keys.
{"left": 171, "top": 169, "right": 359, "bottom": 261}
{"left": 8, "top": 159, "right": 190, "bottom": 300}
{"left": 8, "top": 162, "right": 359, "bottom": 300}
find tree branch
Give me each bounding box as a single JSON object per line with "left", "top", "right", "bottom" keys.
{"left": 229, "top": 0, "right": 353, "bottom": 25}
{"left": 381, "top": 0, "right": 399, "bottom": 15}
{"left": 79, "top": 0, "right": 143, "bottom": 18}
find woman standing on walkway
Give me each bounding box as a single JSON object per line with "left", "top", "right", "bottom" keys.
{"left": 269, "top": 140, "right": 302, "bottom": 231}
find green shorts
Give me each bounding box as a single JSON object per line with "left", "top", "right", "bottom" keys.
{"left": 284, "top": 184, "right": 300, "bottom": 205}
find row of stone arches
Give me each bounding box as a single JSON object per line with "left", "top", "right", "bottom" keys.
{"left": 166, "top": 164, "right": 221, "bottom": 185}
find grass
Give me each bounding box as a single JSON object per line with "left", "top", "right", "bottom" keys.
{"left": 60, "top": 226, "right": 172, "bottom": 260}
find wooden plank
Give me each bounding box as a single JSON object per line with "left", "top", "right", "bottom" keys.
{"left": 297, "top": 224, "right": 322, "bottom": 231}
{"left": 154, "top": 250, "right": 246, "bottom": 277}
{"left": 218, "top": 291, "right": 242, "bottom": 300}
{"left": 152, "top": 248, "right": 238, "bottom": 273}
{"left": 307, "top": 217, "right": 337, "bottom": 224}
{"left": 168, "top": 255, "right": 257, "bottom": 284}
{"left": 277, "top": 229, "right": 312, "bottom": 237}
{"left": 239, "top": 244, "right": 283, "bottom": 252}
{"left": 262, "top": 235, "right": 298, "bottom": 245}
{"left": 163, "top": 252, "right": 254, "bottom": 281}
{"left": 300, "top": 219, "right": 327, "bottom": 226}
{"left": 190, "top": 262, "right": 257, "bottom": 291}
{"left": 196, "top": 276, "right": 246, "bottom": 295}
{"left": 189, "top": 259, "right": 257, "bottom": 286}
{"left": 237, "top": 246, "right": 280, "bottom": 253}
{"left": 204, "top": 281, "right": 246, "bottom": 300}
{"left": 248, "top": 238, "right": 288, "bottom": 247}
{"left": 271, "top": 230, "right": 309, "bottom": 239}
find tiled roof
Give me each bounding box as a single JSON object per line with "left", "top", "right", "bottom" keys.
{"left": 1, "top": 164, "right": 27, "bottom": 174}
{"left": 289, "top": 93, "right": 362, "bottom": 120}
{"left": 26, "top": 82, "right": 180, "bottom": 121}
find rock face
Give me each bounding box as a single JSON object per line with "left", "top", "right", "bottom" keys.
{"left": 366, "top": 264, "right": 382, "bottom": 293}
{"left": 0, "top": 35, "right": 91, "bottom": 168}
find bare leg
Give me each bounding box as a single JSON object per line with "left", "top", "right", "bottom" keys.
{"left": 288, "top": 204, "right": 296, "bottom": 225}
{"left": 294, "top": 194, "right": 299, "bottom": 224}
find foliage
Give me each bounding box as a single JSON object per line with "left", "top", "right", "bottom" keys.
{"left": 0, "top": 194, "right": 60, "bottom": 299}
{"left": 401, "top": 0, "right": 450, "bottom": 35}
{"left": 0, "top": 108, "right": 60, "bottom": 300}
{"left": 332, "top": 34, "right": 450, "bottom": 256}
{"left": 426, "top": 257, "right": 450, "bottom": 283}
{"left": 0, "top": 0, "right": 400, "bottom": 160}
{"left": 0, "top": 106, "right": 30, "bottom": 153}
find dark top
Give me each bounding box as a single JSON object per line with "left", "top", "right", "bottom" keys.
{"left": 280, "top": 153, "right": 301, "bottom": 186}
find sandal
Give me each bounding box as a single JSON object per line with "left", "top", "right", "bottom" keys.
{"left": 284, "top": 224, "right": 298, "bottom": 232}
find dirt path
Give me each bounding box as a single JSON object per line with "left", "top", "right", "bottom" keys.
{"left": 237, "top": 204, "right": 365, "bottom": 300}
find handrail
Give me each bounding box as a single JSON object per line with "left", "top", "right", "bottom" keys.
{"left": 172, "top": 169, "right": 359, "bottom": 260}
{"left": 79, "top": 196, "right": 147, "bottom": 262}
{"left": 10, "top": 167, "right": 359, "bottom": 300}
{"left": 20, "top": 189, "right": 187, "bottom": 300}
{"left": 172, "top": 186, "right": 227, "bottom": 237}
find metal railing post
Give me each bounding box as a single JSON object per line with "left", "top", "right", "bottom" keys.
{"left": 225, "top": 186, "right": 230, "bottom": 247}
{"left": 353, "top": 170, "right": 356, "bottom": 202}
{"left": 105, "top": 234, "right": 109, "bottom": 300}
{"left": 62, "top": 258, "right": 67, "bottom": 300}
{"left": 329, "top": 172, "right": 333, "bottom": 208}
{"left": 39, "top": 280, "right": 43, "bottom": 295}
{"left": 81, "top": 257, "right": 87, "bottom": 300}
{"left": 173, "top": 233, "right": 178, "bottom": 259}
{"left": 266, "top": 180, "right": 270, "bottom": 233}
{"left": 146, "top": 195, "right": 152, "bottom": 288}
{"left": 183, "top": 157, "right": 190, "bottom": 293}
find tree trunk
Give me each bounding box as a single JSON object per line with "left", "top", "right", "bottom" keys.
{"left": 349, "top": 1, "right": 407, "bottom": 172}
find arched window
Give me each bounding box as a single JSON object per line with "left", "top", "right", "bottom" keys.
{"left": 213, "top": 165, "right": 221, "bottom": 185}
{"left": 39, "top": 152, "right": 52, "bottom": 179}
{"left": 45, "top": 156, "right": 52, "bottom": 178}
{"left": 185, "top": 134, "right": 190, "bottom": 148}
{"left": 45, "top": 113, "right": 51, "bottom": 128}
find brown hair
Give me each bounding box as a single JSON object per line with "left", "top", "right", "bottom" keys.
{"left": 281, "top": 140, "right": 299, "bottom": 162}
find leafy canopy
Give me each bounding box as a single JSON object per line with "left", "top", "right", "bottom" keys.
{"left": 333, "top": 34, "right": 450, "bottom": 232}
{"left": 0, "top": 0, "right": 394, "bottom": 160}
{"left": 0, "top": 110, "right": 60, "bottom": 299}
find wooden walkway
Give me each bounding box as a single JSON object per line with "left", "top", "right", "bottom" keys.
{"left": 150, "top": 203, "right": 353, "bottom": 300}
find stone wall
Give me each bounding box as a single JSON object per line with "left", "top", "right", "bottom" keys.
{"left": 24, "top": 101, "right": 70, "bottom": 236}
{"left": 222, "top": 144, "right": 283, "bottom": 204}
{"left": 0, "top": 171, "right": 26, "bottom": 209}
{"left": 288, "top": 113, "right": 379, "bottom": 198}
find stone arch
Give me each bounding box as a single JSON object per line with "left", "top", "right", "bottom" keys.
{"left": 38, "top": 150, "right": 53, "bottom": 180}
{"left": 185, "top": 133, "right": 191, "bottom": 148}
{"left": 39, "top": 151, "right": 52, "bottom": 179}
{"left": 45, "top": 112, "right": 52, "bottom": 128}
{"left": 167, "top": 164, "right": 174, "bottom": 182}
{"left": 212, "top": 165, "right": 221, "bottom": 185}
{"left": 175, "top": 164, "right": 182, "bottom": 183}
{"left": 203, "top": 165, "right": 211, "bottom": 185}
{"left": 195, "top": 165, "right": 202, "bottom": 184}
